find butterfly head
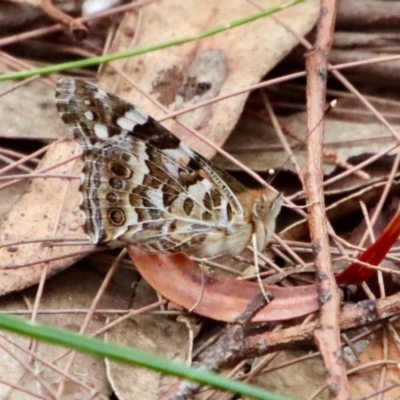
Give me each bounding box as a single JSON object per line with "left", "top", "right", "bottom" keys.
{"left": 251, "top": 189, "right": 282, "bottom": 252}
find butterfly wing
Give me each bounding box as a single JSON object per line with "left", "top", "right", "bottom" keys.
{"left": 56, "top": 78, "right": 251, "bottom": 256}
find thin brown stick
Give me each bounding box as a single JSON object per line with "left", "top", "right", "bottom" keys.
{"left": 160, "top": 292, "right": 273, "bottom": 399}
{"left": 0, "top": 0, "right": 156, "bottom": 48}
{"left": 304, "top": 1, "right": 349, "bottom": 399}
{"left": 248, "top": 294, "right": 400, "bottom": 357}
{"left": 37, "top": 0, "right": 87, "bottom": 37}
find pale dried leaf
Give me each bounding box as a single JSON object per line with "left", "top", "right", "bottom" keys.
{"left": 0, "top": 264, "right": 114, "bottom": 399}
{"left": 101, "top": 0, "right": 319, "bottom": 157}
{"left": 347, "top": 330, "right": 400, "bottom": 399}
{"left": 250, "top": 350, "right": 326, "bottom": 399}
{"left": 0, "top": 141, "right": 91, "bottom": 295}
{"left": 105, "top": 279, "right": 190, "bottom": 400}
{"left": 0, "top": 80, "right": 66, "bottom": 140}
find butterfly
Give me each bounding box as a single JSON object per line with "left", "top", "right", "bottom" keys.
{"left": 56, "top": 78, "right": 282, "bottom": 258}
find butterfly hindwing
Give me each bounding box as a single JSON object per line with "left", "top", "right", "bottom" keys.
{"left": 56, "top": 78, "right": 251, "bottom": 256}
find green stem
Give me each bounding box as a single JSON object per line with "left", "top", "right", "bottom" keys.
{"left": 0, "top": 0, "right": 304, "bottom": 81}
{"left": 0, "top": 313, "right": 295, "bottom": 400}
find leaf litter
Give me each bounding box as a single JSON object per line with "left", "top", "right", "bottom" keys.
{"left": 3, "top": 0, "right": 400, "bottom": 399}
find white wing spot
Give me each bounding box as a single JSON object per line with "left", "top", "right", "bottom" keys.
{"left": 125, "top": 109, "right": 148, "bottom": 125}
{"left": 163, "top": 148, "right": 191, "bottom": 166}
{"left": 162, "top": 156, "right": 180, "bottom": 179}
{"left": 84, "top": 99, "right": 91, "bottom": 106}
{"left": 117, "top": 109, "right": 148, "bottom": 130}
{"left": 117, "top": 117, "right": 136, "bottom": 131}
{"left": 93, "top": 89, "right": 109, "bottom": 101}
{"left": 146, "top": 189, "right": 165, "bottom": 210}
{"left": 84, "top": 111, "right": 94, "bottom": 121}
{"left": 94, "top": 123, "right": 109, "bottom": 139}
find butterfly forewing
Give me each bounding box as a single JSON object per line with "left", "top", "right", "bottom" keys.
{"left": 56, "top": 78, "right": 258, "bottom": 257}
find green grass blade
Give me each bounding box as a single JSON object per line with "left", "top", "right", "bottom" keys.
{"left": 0, "top": 0, "right": 304, "bottom": 82}
{"left": 0, "top": 313, "right": 295, "bottom": 400}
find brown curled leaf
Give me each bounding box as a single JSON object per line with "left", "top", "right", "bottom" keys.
{"left": 127, "top": 245, "right": 319, "bottom": 322}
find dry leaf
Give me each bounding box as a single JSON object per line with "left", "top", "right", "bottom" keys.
{"left": 0, "top": 141, "right": 90, "bottom": 294}
{"left": 0, "top": 264, "right": 114, "bottom": 399}
{"left": 127, "top": 245, "right": 319, "bottom": 322}
{"left": 0, "top": 80, "right": 65, "bottom": 140}
{"left": 101, "top": 0, "right": 319, "bottom": 157}
{"left": 105, "top": 279, "right": 190, "bottom": 400}
{"left": 347, "top": 329, "right": 400, "bottom": 399}
{"left": 250, "top": 350, "right": 327, "bottom": 399}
